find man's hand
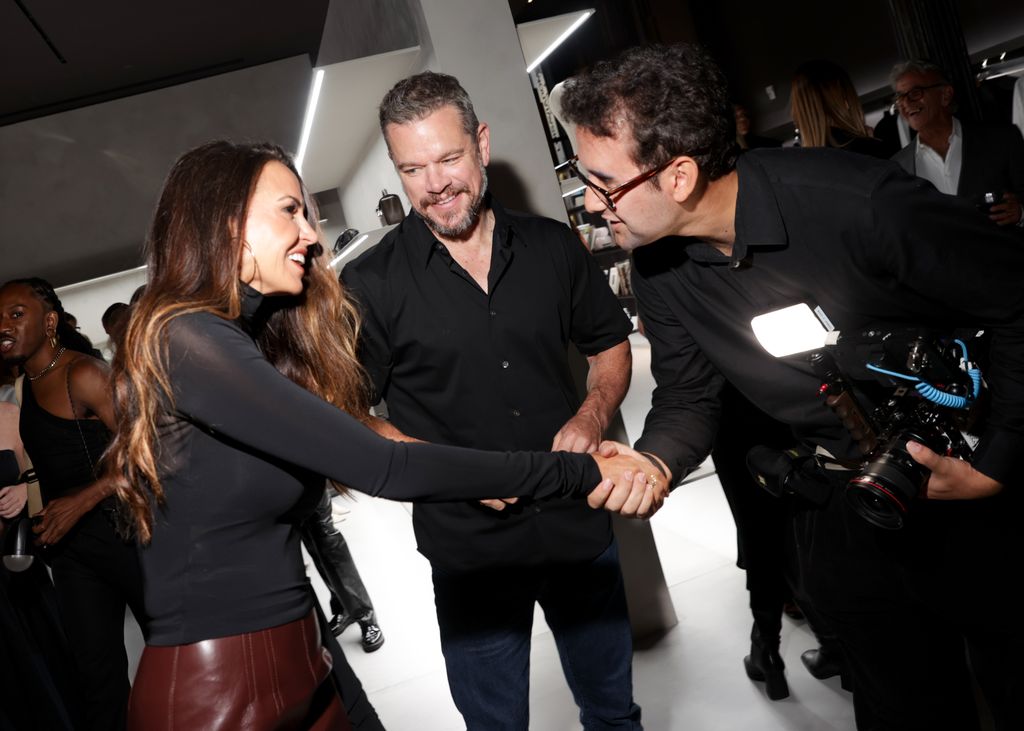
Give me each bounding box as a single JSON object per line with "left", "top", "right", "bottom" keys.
{"left": 551, "top": 411, "right": 603, "bottom": 453}
{"left": 590, "top": 442, "right": 669, "bottom": 519}
{"left": 33, "top": 490, "right": 91, "bottom": 546}
{"left": 480, "top": 497, "right": 519, "bottom": 512}
{"left": 989, "top": 192, "right": 1022, "bottom": 226}
{"left": 598, "top": 440, "right": 671, "bottom": 482}
{"left": 0, "top": 483, "right": 27, "bottom": 519}
{"left": 906, "top": 440, "right": 1003, "bottom": 500}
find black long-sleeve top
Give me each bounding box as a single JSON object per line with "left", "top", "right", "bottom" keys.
{"left": 143, "top": 287, "right": 601, "bottom": 645}
{"left": 632, "top": 148, "right": 1024, "bottom": 487}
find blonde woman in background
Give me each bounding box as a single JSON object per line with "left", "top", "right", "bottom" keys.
{"left": 791, "top": 59, "right": 892, "bottom": 158}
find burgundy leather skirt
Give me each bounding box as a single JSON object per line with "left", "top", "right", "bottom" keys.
{"left": 128, "top": 611, "right": 351, "bottom": 730}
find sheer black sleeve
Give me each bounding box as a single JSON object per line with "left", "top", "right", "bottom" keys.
{"left": 165, "top": 314, "right": 601, "bottom": 500}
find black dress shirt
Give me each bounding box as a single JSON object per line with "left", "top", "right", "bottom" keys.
{"left": 342, "top": 198, "right": 631, "bottom": 571}
{"left": 632, "top": 148, "right": 1024, "bottom": 487}
{"left": 143, "top": 285, "right": 601, "bottom": 644}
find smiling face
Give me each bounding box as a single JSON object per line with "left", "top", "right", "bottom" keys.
{"left": 575, "top": 127, "right": 684, "bottom": 252}
{"left": 0, "top": 283, "right": 55, "bottom": 365}
{"left": 238, "top": 161, "right": 319, "bottom": 296}
{"left": 385, "top": 105, "right": 489, "bottom": 240}
{"left": 893, "top": 70, "right": 952, "bottom": 135}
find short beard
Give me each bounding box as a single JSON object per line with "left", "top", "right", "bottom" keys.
{"left": 416, "top": 163, "right": 488, "bottom": 239}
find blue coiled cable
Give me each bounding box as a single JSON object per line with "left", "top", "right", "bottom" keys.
{"left": 865, "top": 338, "right": 981, "bottom": 411}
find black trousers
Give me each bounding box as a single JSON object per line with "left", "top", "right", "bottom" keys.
{"left": 47, "top": 507, "right": 146, "bottom": 731}
{"left": 301, "top": 488, "right": 374, "bottom": 624}
{"left": 794, "top": 472, "right": 1024, "bottom": 731}
{"left": 712, "top": 385, "right": 794, "bottom": 623}
{"left": 0, "top": 556, "right": 80, "bottom": 731}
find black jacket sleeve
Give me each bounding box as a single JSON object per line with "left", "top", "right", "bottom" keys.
{"left": 631, "top": 263, "right": 724, "bottom": 484}
{"left": 166, "top": 314, "right": 602, "bottom": 501}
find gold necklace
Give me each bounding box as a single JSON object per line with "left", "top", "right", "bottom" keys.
{"left": 27, "top": 346, "right": 67, "bottom": 382}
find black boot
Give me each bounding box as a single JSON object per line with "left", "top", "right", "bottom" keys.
{"left": 744, "top": 618, "right": 789, "bottom": 700}
{"left": 801, "top": 642, "right": 852, "bottom": 690}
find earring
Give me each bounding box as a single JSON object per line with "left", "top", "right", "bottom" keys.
{"left": 48, "top": 331, "right": 58, "bottom": 349}
{"left": 241, "top": 240, "right": 260, "bottom": 285}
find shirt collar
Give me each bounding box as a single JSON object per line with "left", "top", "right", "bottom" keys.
{"left": 683, "top": 153, "right": 788, "bottom": 265}
{"left": 405, "top": 193, "right": 518, "bottom": 267}
{"left": 915, "top": 116, "right": 961, "bottom": 155}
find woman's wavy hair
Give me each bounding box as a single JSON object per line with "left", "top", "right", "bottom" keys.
{"left": 1, "top": 277, "right": 98, "bottom": 357}
{"left": 111, "top": 140, "right": 368, "bottom": 542}
{"left": 791, "top": 60, "right": 870, "bottom": 149}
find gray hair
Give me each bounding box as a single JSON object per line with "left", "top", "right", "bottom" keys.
{"left": 889, "top": 59, "right": 949, "bottom": 89}
{"left": 378, "top": 71, "right": 479, "bottom": 145}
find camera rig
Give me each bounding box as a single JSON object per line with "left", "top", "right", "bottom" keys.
{"left": 748, "top": 326, "right": 987, "bottom": 529}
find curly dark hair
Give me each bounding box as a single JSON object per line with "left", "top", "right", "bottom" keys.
{"left": 560, "top": 43, "right": 738, "bottom": 181}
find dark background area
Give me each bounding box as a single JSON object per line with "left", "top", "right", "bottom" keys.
{"left": 511, "top": 0, "right": 1024, "bottom": 137}
{"left": 2, "top": 0, "right": 1022, "bottom": 287}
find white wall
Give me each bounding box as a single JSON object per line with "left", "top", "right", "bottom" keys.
{"left": 339, "top": 134, "right": 411, "bottom": 235}
{"left": 55, "top": 267, "right": 148, "bottom": 356}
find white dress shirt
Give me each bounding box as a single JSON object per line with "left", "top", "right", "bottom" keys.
{"left": 915, "top": 118, "right": 962, "bottom": 195}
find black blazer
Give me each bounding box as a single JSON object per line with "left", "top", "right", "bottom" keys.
{"left": 892, "top": 120, "right": 1024, "bottom": 202}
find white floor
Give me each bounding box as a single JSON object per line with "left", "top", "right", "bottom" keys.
{"left": 125, "top": 333, "right": 858, "bottom": 729}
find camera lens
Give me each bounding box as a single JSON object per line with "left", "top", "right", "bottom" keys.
{"left": 845, "top": 431, "right": 931, "bottom": 530}
{"left": 846, "top": 477, "right": 909, "bottom": 529}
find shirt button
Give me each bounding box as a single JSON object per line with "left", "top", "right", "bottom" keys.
{"left": 489, "top": 310, "right": 497, "bottom": 317}
{"left": 501, "top": 360, "right": 509, "bottom": 369}
{"left": 511, "top": 408, "right": 521, "bottom": 417}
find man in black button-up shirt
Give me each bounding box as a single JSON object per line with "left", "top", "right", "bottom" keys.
{"left": 341, "top": 72, "right": 643, "bottom": 730}
{"left": 561, "top": 44, "right": 1024, "bottom": 730}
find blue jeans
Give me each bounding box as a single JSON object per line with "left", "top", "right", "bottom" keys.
{"left": 432, "top": 539, "right": 642, "bottom": 731}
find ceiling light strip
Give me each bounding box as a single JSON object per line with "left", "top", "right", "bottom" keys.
{"left": 525, "top": 10, "right": 594, "bottom": 73}
{"left": 295, "top": 68, "right": 325, "bottom": 174}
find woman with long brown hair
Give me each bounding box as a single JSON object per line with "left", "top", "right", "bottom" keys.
{"left": 113, "top": 140, "right": 652, "bottom": 730}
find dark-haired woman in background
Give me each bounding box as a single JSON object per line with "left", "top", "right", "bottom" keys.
{"left": 791, "top": 59, "right": 895, "bottom": 158}
{"left": 112, "top": 140, "right": 651, "bottom": 730}
{"left": 0, "top": 278, "right": 146, "bottom": 731}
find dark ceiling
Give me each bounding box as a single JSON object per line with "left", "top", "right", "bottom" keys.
{"left": 2, "top": 0, "right": 1021, "bottom": 289}
{"left": 1, "top": 0, "right": 329, "bottom": 126}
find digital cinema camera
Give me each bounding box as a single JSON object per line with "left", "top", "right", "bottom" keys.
{"left": 748, "top": 324, "right": 987, "bottom": 530}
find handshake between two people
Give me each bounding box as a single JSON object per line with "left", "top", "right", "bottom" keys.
{"left": 588, "top": 440, "right": 671, "bottom": 519}
{"left": 482, "top": 441, "right": 671, "bottom": 520}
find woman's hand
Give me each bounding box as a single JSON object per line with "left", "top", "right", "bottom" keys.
{"left": 0, "top": 483, "right": 27, "bottom": 519}
{"left": 33, "top": 491, "right": 91, "bottom": 546}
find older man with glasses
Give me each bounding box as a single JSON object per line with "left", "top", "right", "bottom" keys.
{"left": 891, "top": 59, "right": 1024, "bottom": 228}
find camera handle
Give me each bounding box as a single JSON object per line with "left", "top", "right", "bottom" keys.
{"left": 809, "top": 351, "right": 879, "bottom": 456}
